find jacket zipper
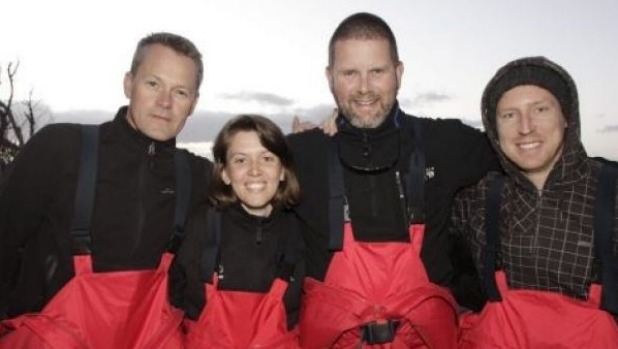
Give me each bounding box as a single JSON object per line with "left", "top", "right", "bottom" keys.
{"left": 533, "top": 190, "right": 542, "bottom": 250}
{"left": 255, "top": 217, "right": 263, "bottom": 244}
{"left": 148, "top": 142, "right": 155, "bottom": 168}
{"left": 135, "top": 141, "right": 155, "bottom": 252}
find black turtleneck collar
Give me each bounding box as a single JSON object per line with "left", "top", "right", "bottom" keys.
{"left": 112, "top": 106, "right": 176, "bottom": 152}
{"left": 227, "top": 202, "right": 283, "bottom": 228}
{"left": 336, "top": 104, "right": 402, "bottom": 172}
{"left": 226, "top": 202, "right": 285, "bottom": 245}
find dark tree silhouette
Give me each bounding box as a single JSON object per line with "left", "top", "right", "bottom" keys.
{"left": 0, "top": 61, "right": 50, "bottom": 178}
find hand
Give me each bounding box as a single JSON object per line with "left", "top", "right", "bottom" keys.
{"left": 291, "top": 108, "right": 339, "bottom": 136}
{"left": 320, "top": 108, "right": 338, "bottom": 136}
{"left": 291, "top": 116, "right": 318, "bottom": 133}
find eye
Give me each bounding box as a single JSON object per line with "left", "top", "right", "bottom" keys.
{"left": 230, "top": 156, "right": 246, "bottom": 165}
{"left": 342, "top": 70, "right": 356, "bottom": 77}
{"left": 499, "top": 112, "right": 515, "bottom": 120}
{"left": 174, "top": 89, "right": 191, "bottom": 98}
{"left": 146, "top": 80, "right": 158, "bottom": 88}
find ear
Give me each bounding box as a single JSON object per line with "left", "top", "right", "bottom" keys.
{"left": 221, "top": 167, "right": 231, "bottom": 185}
{"left": 279, "top": 169, "right": 285, "bottom": 182}
{"left": 123, "top": 72, "right": 133, "bottom": 99}
{"left": 395, "top": 61, "right": 404, "bottom": 90}
{"left": 325, "top": 66, "right": 335, "bottom": 94}
{"left": 187, "top": 92, "right": 200, "bottom": 117}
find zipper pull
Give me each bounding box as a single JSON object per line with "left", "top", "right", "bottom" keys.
{"left": 395, "top": 170, "right": 409, "bottom": 227}
{"left": 148, "top": 142, "right": 155, "bottom": 168}
{"left": 255, "top": 219, "right": 263, "bottom": 244}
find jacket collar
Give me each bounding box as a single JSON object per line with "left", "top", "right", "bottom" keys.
{"left": 112, "top": 106, "right": 176, "bottom": 153}
{"left": 335, "top": 103, "right": 402, "bottom": 173}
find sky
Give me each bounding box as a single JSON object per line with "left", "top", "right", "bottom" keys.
{"left": 2, "top": 0, "right": 617, "bottom": 160}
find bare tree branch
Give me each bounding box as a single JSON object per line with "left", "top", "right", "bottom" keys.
{"left": 1, "top": 60, "right": 47, "bottom": 173}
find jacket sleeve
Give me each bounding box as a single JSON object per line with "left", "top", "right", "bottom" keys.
{"left": 0, "top": 125, "right": 72, "bottom": 318}
{"left": 448, "top": 184, "right": 487, "bottom": 312}
{"left": 168, "top": 202, "right": 210, "bottom": 320}
{"left": 450, "top": 119, "right": 501, "bottom": 187}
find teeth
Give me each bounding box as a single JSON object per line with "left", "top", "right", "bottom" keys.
{"left": 245, "top": 183, "right": 265, "bottom": 191}
{"left": 519, "top": 142, "right": 540, "bottom": 150}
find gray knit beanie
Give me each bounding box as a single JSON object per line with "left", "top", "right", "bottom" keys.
{"left": 485, "top": 60, "right": 571, "bottom": 122}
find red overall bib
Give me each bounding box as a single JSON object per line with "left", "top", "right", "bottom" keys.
{"left": 0, "top": 252, "right": 183, "bottom": 349}
{"left": 299, "top": 223, "right": 458, "bottom": 348}
{"left": 459, "top": 270, "right": 618, "bottom": 349}
{"left": 184, "top": 275, "right": 300, "bottom": 349}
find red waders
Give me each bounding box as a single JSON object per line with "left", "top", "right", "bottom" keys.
{"left": 184, "top": 276, "right": 300, "bottom": 349}
{"left": 459, "top": 271, "right": 618, "bottom": 348}
{"left": 0, "top": 253, "right": 183, "bottom": 349}
{"left": 299, "top": 223, "right": 458, "bottom": 348}
{"left": 459, "top": 169, "right": 618, "bottom": 348}
{"left": 1, "top": 126, "right": 191, "bottom": 349}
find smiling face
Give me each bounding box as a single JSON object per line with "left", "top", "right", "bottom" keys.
{"left": 123, "top": 43, "right": 199, "bottom": 141}
{"left": 496, "top": 85, "right": 568, "bottom": 189}
{"left": 327, "top": 38, "right": 403, "bottom": 128}
{"left": 221, "top": 130, "right": 284, "bottom": 217}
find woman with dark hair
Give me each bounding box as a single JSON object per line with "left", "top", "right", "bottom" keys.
{"left": 169, "top": 114, "right": 304, "bottom": 348}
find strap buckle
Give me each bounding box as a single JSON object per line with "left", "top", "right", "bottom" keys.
{"left": 361, "top": 319, "right": 400, "bottom": 344}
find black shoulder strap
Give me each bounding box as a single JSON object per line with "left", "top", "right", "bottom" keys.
{"left": 70, "top": 125, "right": 99, "bottom": 255}
{"left": 594, "top": 164, "right": 618, "bottom": 315}
{"left": 167, "top": 149, "right": 192, "bottom": 253}
{"left": 277, "top": 212, "right": 304, "bottom": 279}
{"left": 201, "top": 207, "right": 222, "bottom": 282}
{"left": 482, "top": 175, "right": 506, "bottom": 301}
{"left": 404, "top": 117, "right": 425, "bottom": 224}
{"left": 328, "top": 139, "right": 345, "bottom": 251}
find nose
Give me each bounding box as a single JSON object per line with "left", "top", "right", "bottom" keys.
{"left": 248, "top": 160, "right": 261, "bottom": 176}
{"left": 358, "top": 72, "right": 371, "bottom": 94}
{"left": 518, "top": 113, "right": 534, "bottom": 134}
{"left": 156, "top": 90, "right": 173, "bottom": 109}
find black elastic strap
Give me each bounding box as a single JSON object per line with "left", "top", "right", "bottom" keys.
{"left": 70, "top": 125, "right": 99, "bottom": 255}
{"left": 482, "top": 175, "right": 506, "bottom": 301}
{"left": 277, "top": 213, "right": 304, "bottom": 279}
{"left": 594, "top": 164, "right": 618, "bottom": 315}
{"left": 201, "top": 207, "right": 222, "bottom": 282}
{"left": 167, "top": 149, "right": 192, "bottom": 253}
{"left": 404, "top": 118, "right": 425, "bottom": 224}
{"left": 328, "top": 140, "right": 345, "bottom": 251}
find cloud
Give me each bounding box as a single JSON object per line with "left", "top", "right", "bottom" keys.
{"left": 598, "top": 125, "right": 618, "bottom": 133}
{"left": 180, "top": 111, "right": 235, "bottom": 142}
{"left": 181, "top": 106, "right": 333, "bottom": 143}
{"left": 219, "top": 91, "right": 294, "bottom": 107}
{"left": 459, "top": 118, "right": 484, "bottom": 130}
{"left": 178, "top": 141, "right": 213, "bottom": 160}
{"left": 399, "top": 91, "right": 453, "bottom": 110}
{"left": 411, "top": 91, "right": 452, "bottom": 106}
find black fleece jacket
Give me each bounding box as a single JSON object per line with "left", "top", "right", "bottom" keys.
{"left": 287, "top": 104, "right": 498, "bottom": 299}
{"left": 169, "top": 203, "right": 304, "bottom": 328}
{"left": 0, "top": 107, "right": 211, "bottom": 318}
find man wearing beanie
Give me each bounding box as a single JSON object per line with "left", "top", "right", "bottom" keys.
{"left": 451, "top": 56, "right": 618, "bottom": 348}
